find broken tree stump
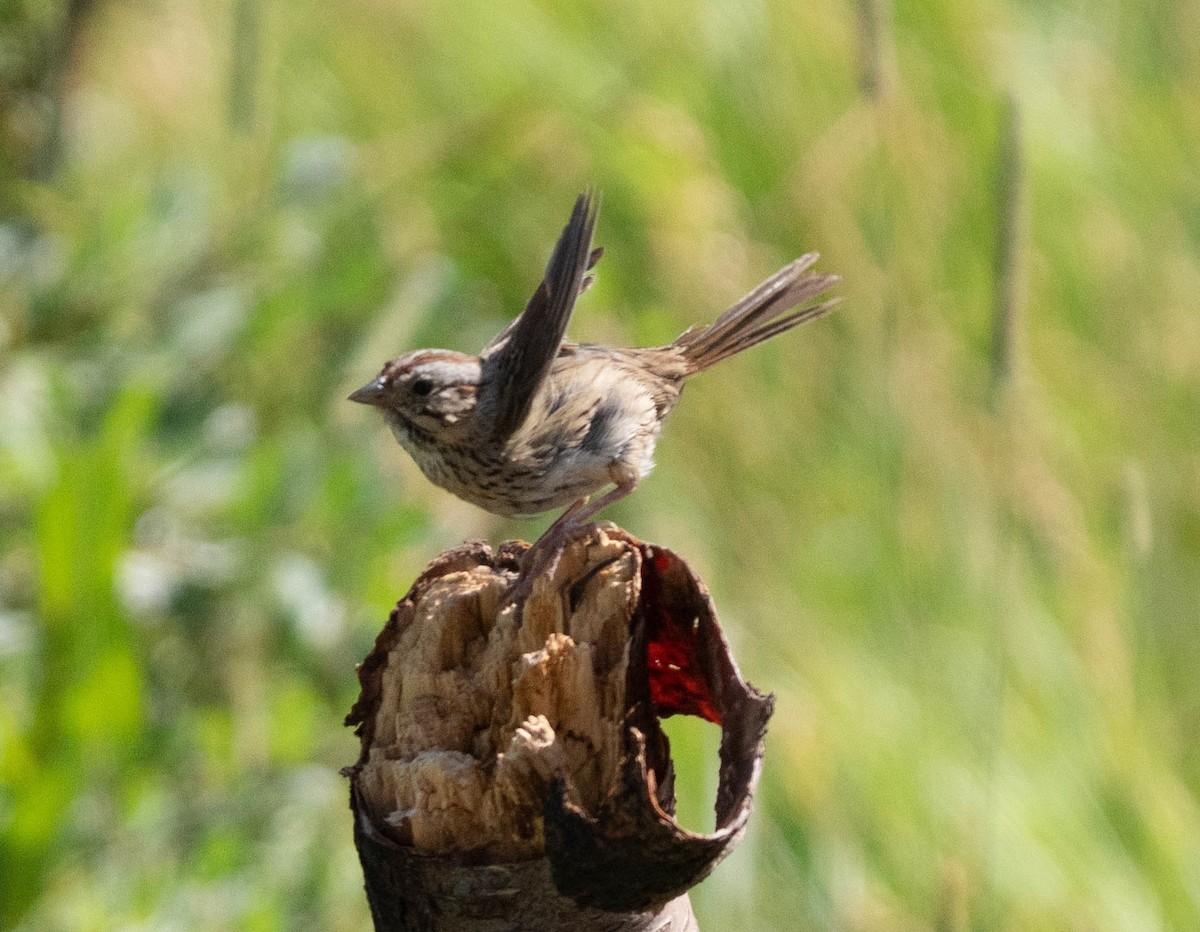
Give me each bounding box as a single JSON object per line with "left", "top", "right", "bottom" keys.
{"left": 344, "top": 524, "right": 774, "bottom": 931}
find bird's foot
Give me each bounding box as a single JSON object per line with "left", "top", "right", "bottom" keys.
{"left": 506, "top": 520, "right": 575, "bottom": 608}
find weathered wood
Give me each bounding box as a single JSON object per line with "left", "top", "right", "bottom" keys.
{"left": 345, "top": 525, "right": 773, "bottom": 930}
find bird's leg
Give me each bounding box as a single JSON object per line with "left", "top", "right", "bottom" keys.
{"left": 518, "top": 499, "right": 583, "bottom": 580}
{"left": 515, "top": 479, "right": 639, "bottom": 588}
{"left": 541, "top": 495, "right": 592, "bottom": 541}
{"left": 537, "top": 477, "right": 639, "bottom": 555}
{"left": 513, "top": 496, "right": 590, "bottom": 586}
{"left": 555, "top": 479, "right": 637, "bottom": 528}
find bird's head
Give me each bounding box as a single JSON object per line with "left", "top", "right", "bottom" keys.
{"left": 349, "top": 350, "right": 480, "bottom": 443}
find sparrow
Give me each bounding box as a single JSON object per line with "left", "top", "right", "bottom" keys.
{"left": 350, "top": 192, "right": 838, "bottom": 540}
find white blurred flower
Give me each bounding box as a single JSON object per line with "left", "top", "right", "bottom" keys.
{"left": 118, "top": 551, "right": 174, "bottom": 616}
{"left": 281, "top": 135, "right": 355, "bottom": 200}
{"left": 0, "top": 610, "right": 32, "bottom": 658}
{"left": 203, "top": 403, "right": 257, "bottom": 452}
{"left": 272, "top": 553, "right": 346, "bottom": 650}
{"left": 170, "top": 284, "right": 248, "bottom": 367}
{"left": 0, "top": 356, "right": 55, "bottom": 488}
{"left": 118, "top": 507, "right": 248, "bottom": 618}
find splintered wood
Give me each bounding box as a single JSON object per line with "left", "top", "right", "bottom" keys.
{"left": 346, "top": 522, "right": 774, "bottom": 929}
{"left": 355, "top": 529, "right": 637, "bottom": 858}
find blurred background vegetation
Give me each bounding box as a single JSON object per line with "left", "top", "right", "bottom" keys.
{"left": 2, "top": 0, "right": 1198, "bottom": 928}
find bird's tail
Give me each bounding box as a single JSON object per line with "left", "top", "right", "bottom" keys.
{"left": 673, "top": 254, "right": 840, "bottom": 374}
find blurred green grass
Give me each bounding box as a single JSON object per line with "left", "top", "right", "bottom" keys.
{"left": 2, "top": 0, "right": 1199, "bottom": 928}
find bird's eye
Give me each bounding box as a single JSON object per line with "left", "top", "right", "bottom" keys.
{"left": 411, "top": 378, "right": 434, "bottom": 397}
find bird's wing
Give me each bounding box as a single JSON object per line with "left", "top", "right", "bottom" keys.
{"left": 479, "top": 191, "right": 600, "bottom": 442}
{"left": 480, "top": 242, "right": 603, "bottom": 359}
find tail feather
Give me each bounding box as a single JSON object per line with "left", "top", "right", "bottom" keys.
{"left": 674, "top": 254, "right": 839, "bottom": 373}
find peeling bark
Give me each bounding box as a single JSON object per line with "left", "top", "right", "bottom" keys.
{"left": 345, "top": 525, "right": 773, "bottom": 930}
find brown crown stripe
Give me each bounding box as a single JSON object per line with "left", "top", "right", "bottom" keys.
{"left": 381, "top": 350, "right": 467, "bottom": 380}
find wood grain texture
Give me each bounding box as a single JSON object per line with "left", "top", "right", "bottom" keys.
{"left": 344, "top": 524, "right": 773, "bottom": 930}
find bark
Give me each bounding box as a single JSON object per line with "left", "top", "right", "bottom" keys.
{"left": 344, "top": 525, "right": 773, "bottom": 931}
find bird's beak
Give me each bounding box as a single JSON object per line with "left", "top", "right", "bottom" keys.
{"left": 348, "top": 377, "right": 387, "bottom": 406}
